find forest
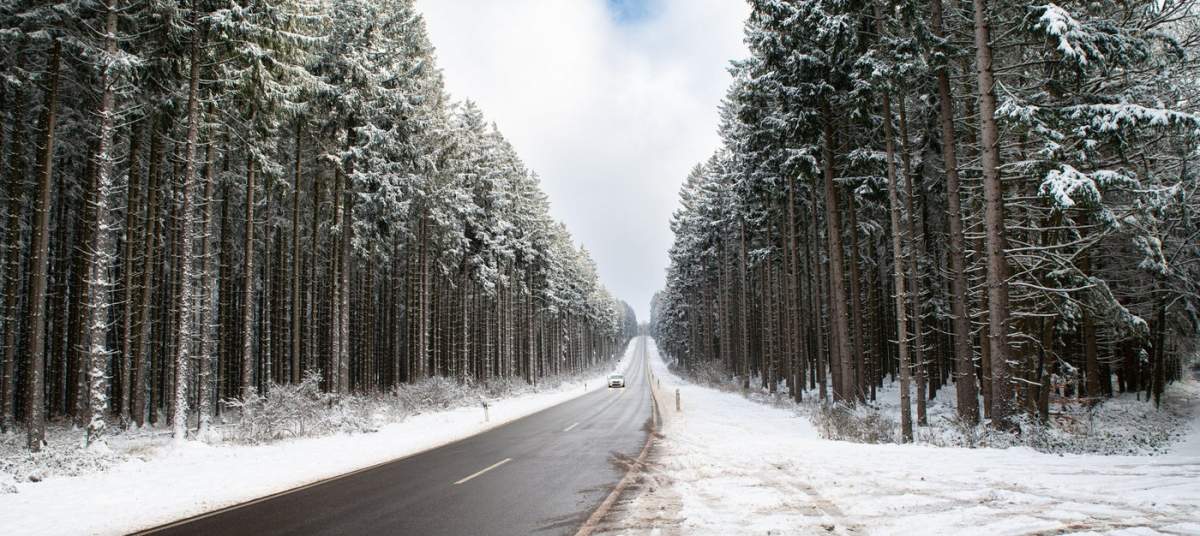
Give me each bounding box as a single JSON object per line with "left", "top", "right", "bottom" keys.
{"left": 0, "top": 0, "right": 638, "bottom": 452}
{"left": 652, "top": 0, "right": 1200, "bottom": 441}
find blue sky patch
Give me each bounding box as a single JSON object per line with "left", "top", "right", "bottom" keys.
{"left": 606, "top": 0, "right": 657, "bottom": 23}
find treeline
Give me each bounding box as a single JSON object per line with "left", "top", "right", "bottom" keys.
{"left": 652, "top": 0, "right": 1200, "bottom": 440}
{"left": 0, "top": 0, "right": 636, "bottom": 451}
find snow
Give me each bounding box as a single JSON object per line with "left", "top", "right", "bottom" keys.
{"left": 1034, "top": 4, "right": 1092, "bottom": 65}
{"left": 1039, "top": 164, "right": 1134, "bottom": 210}
{"left": 620, "top": 339, "right": 1200, "bottom": 535}
{"left": 0, "top": 342, "right": 636, "bottom": 536}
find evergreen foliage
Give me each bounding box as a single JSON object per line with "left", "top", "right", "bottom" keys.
{"left": 653, "top": 0, "right": 1200, "bottom": 438}
{"left": 0, "top": 0, "right": 637, "bottom": 450}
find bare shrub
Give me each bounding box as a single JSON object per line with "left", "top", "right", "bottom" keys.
{"left": 0, "top": 426, "right": 127, "bottom": 486}
{"left": 393, "top": 376, "right": 474, "bottom": 412}
{"left": 483, "top": 376, "right": 531, "bottom": 399}
{"left": 668, "top": 359, "right": 743, "bottom": 392}
{"left": 221, "top": 372, "right": 374, "bottom": 444}
{"left": 811, "top": 403, "right": 897, "bottom": 444}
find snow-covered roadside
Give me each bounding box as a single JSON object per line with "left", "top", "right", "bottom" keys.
{"left": 623, "top": 339, "right": 1200, "bottom": 535}
{"left": 0, "top": 342, "right": 636, "bottom": 536}
{"left": 853, "top": 373, "right": 1195, "bottom": 455}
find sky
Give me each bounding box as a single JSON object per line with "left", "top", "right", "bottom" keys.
{"left": 415, "top": 0, "right": 750, "bottom": 321}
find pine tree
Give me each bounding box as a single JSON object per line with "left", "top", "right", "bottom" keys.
{"left": 653, "top": 0, "right": 1200, "bottom": 438}
{"left": 24, "top": 37, "right": 63, "bottom": 452}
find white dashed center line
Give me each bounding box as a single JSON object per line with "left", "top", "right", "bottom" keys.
{"left": 453, "top": 458, "right": 513, "bottom": 485}
{"left": 563, "top": 422, "right": 579, "bottom": 432}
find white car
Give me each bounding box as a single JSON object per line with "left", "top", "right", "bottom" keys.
{"left": 608, "top": 374, "right": 625, "bottom": 388}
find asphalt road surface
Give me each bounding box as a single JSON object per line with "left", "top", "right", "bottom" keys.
{"left": 138, "top": 337, "right": 655, "bottom": 536}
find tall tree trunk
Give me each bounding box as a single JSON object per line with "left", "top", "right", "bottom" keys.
{"left": 808, "top": 193, "right": 827, "bottom": 400}
{"left": 846, "top": 193, "right": 864, "bottom": 402}
{"left": 865, "top": 242, "right": 880, "bottom": 401}
{"left": 71, "top": 147, "right": 100, "bottom": 426}
{"left": 1080, "top": 249, "right": 1100, "bottom": 400}
{"left": 196, "top": 121, "right": 218, "bottom": 434}
{"left": 261, "top": 171, "right": 274, "bottom": 392}
{"left": 876, "top": 40, "right": 914, "bottom": 440}
{"left": 932, "top": 0, "right": 979, "bottom": 424}
{"left": 898, "top": 97, "right": 928, "bottom": 426}
{"left": 1, "top": 61, "right": 28, "bottom": 433}
{"left": 307, "top": 158, "right": 324, "bottom": 383}
{"left": 170, "top": 9, "right": 203, "bottom": 440}
{"left": 49, "top": 197, "right": 70, "bottom": 421}
{"left": 820, "top": 99, "right": 852, "bottom": 404}
{"left": 290, "top": 120, "right": 303, "bottom": 384}
{"left": 241, "top": 153, "right": 257, "bottom": 398}
{"left": 418, "top": 212, "right": 430, "bottom": 380}
{"left": 25, "top": 39, "right": 62, "bottom": 451}
{"left": 133, "top": 117, "right": 164, "bottom": 427}
{"left": 974, "top": 0, "right": 1015, "bottom": 429}
{"left": 738, "top": 220, "right": 751, "bottom": 388}
{"left": 118, "top": 121, "right": 143, "bottom": 425}
{"left": 217, "top": 180, "right": 232, "bottom": 404}
{"left": 1153, "top": 279, "right": 1167, "bottom": 408}
{"left": 84, "top": 1, "right": 122, "bottom": 444}
{"left": 337, "top": 131, "right": 355, "bottom": 393}
{"left": 460, "top": 264, "right": 470, "bottom": 382}
{"left": 329, "top": 151, "right": 344, "bottom": 392}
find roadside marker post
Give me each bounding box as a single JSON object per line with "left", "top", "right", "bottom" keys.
{"left": 675, "top": 389, "right": 680, "bottom": 412}
{"left": 482, "top": 401, "right": 490, "bottom": 422}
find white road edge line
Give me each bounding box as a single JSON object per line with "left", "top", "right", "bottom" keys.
{"left": 454, "top": 458, "right": 513, "bottom": 485}
{"left": 563, "top": 422, "right": 579, "bottom": 432}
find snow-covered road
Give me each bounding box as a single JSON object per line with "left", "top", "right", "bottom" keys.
{"left": 608, "top": 339, "right": 1200, "bottom": 535}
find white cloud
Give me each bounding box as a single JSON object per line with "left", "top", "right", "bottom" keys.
{"left": 415, "top": 0, "right": 749, "bottom": 320}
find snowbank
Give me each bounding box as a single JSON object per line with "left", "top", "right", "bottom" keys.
{"left": 0, "top": 341, "right": 636, "bottom": 536}
{"left": 622, "top": 339, "right": 1200, "bottom": 535}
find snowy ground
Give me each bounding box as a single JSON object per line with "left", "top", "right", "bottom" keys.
{"left": 0, "top": 343, "right": 634, "bottom": 536}
{"left": 605, "top": 340, "right": 1200, "bottom": 535}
